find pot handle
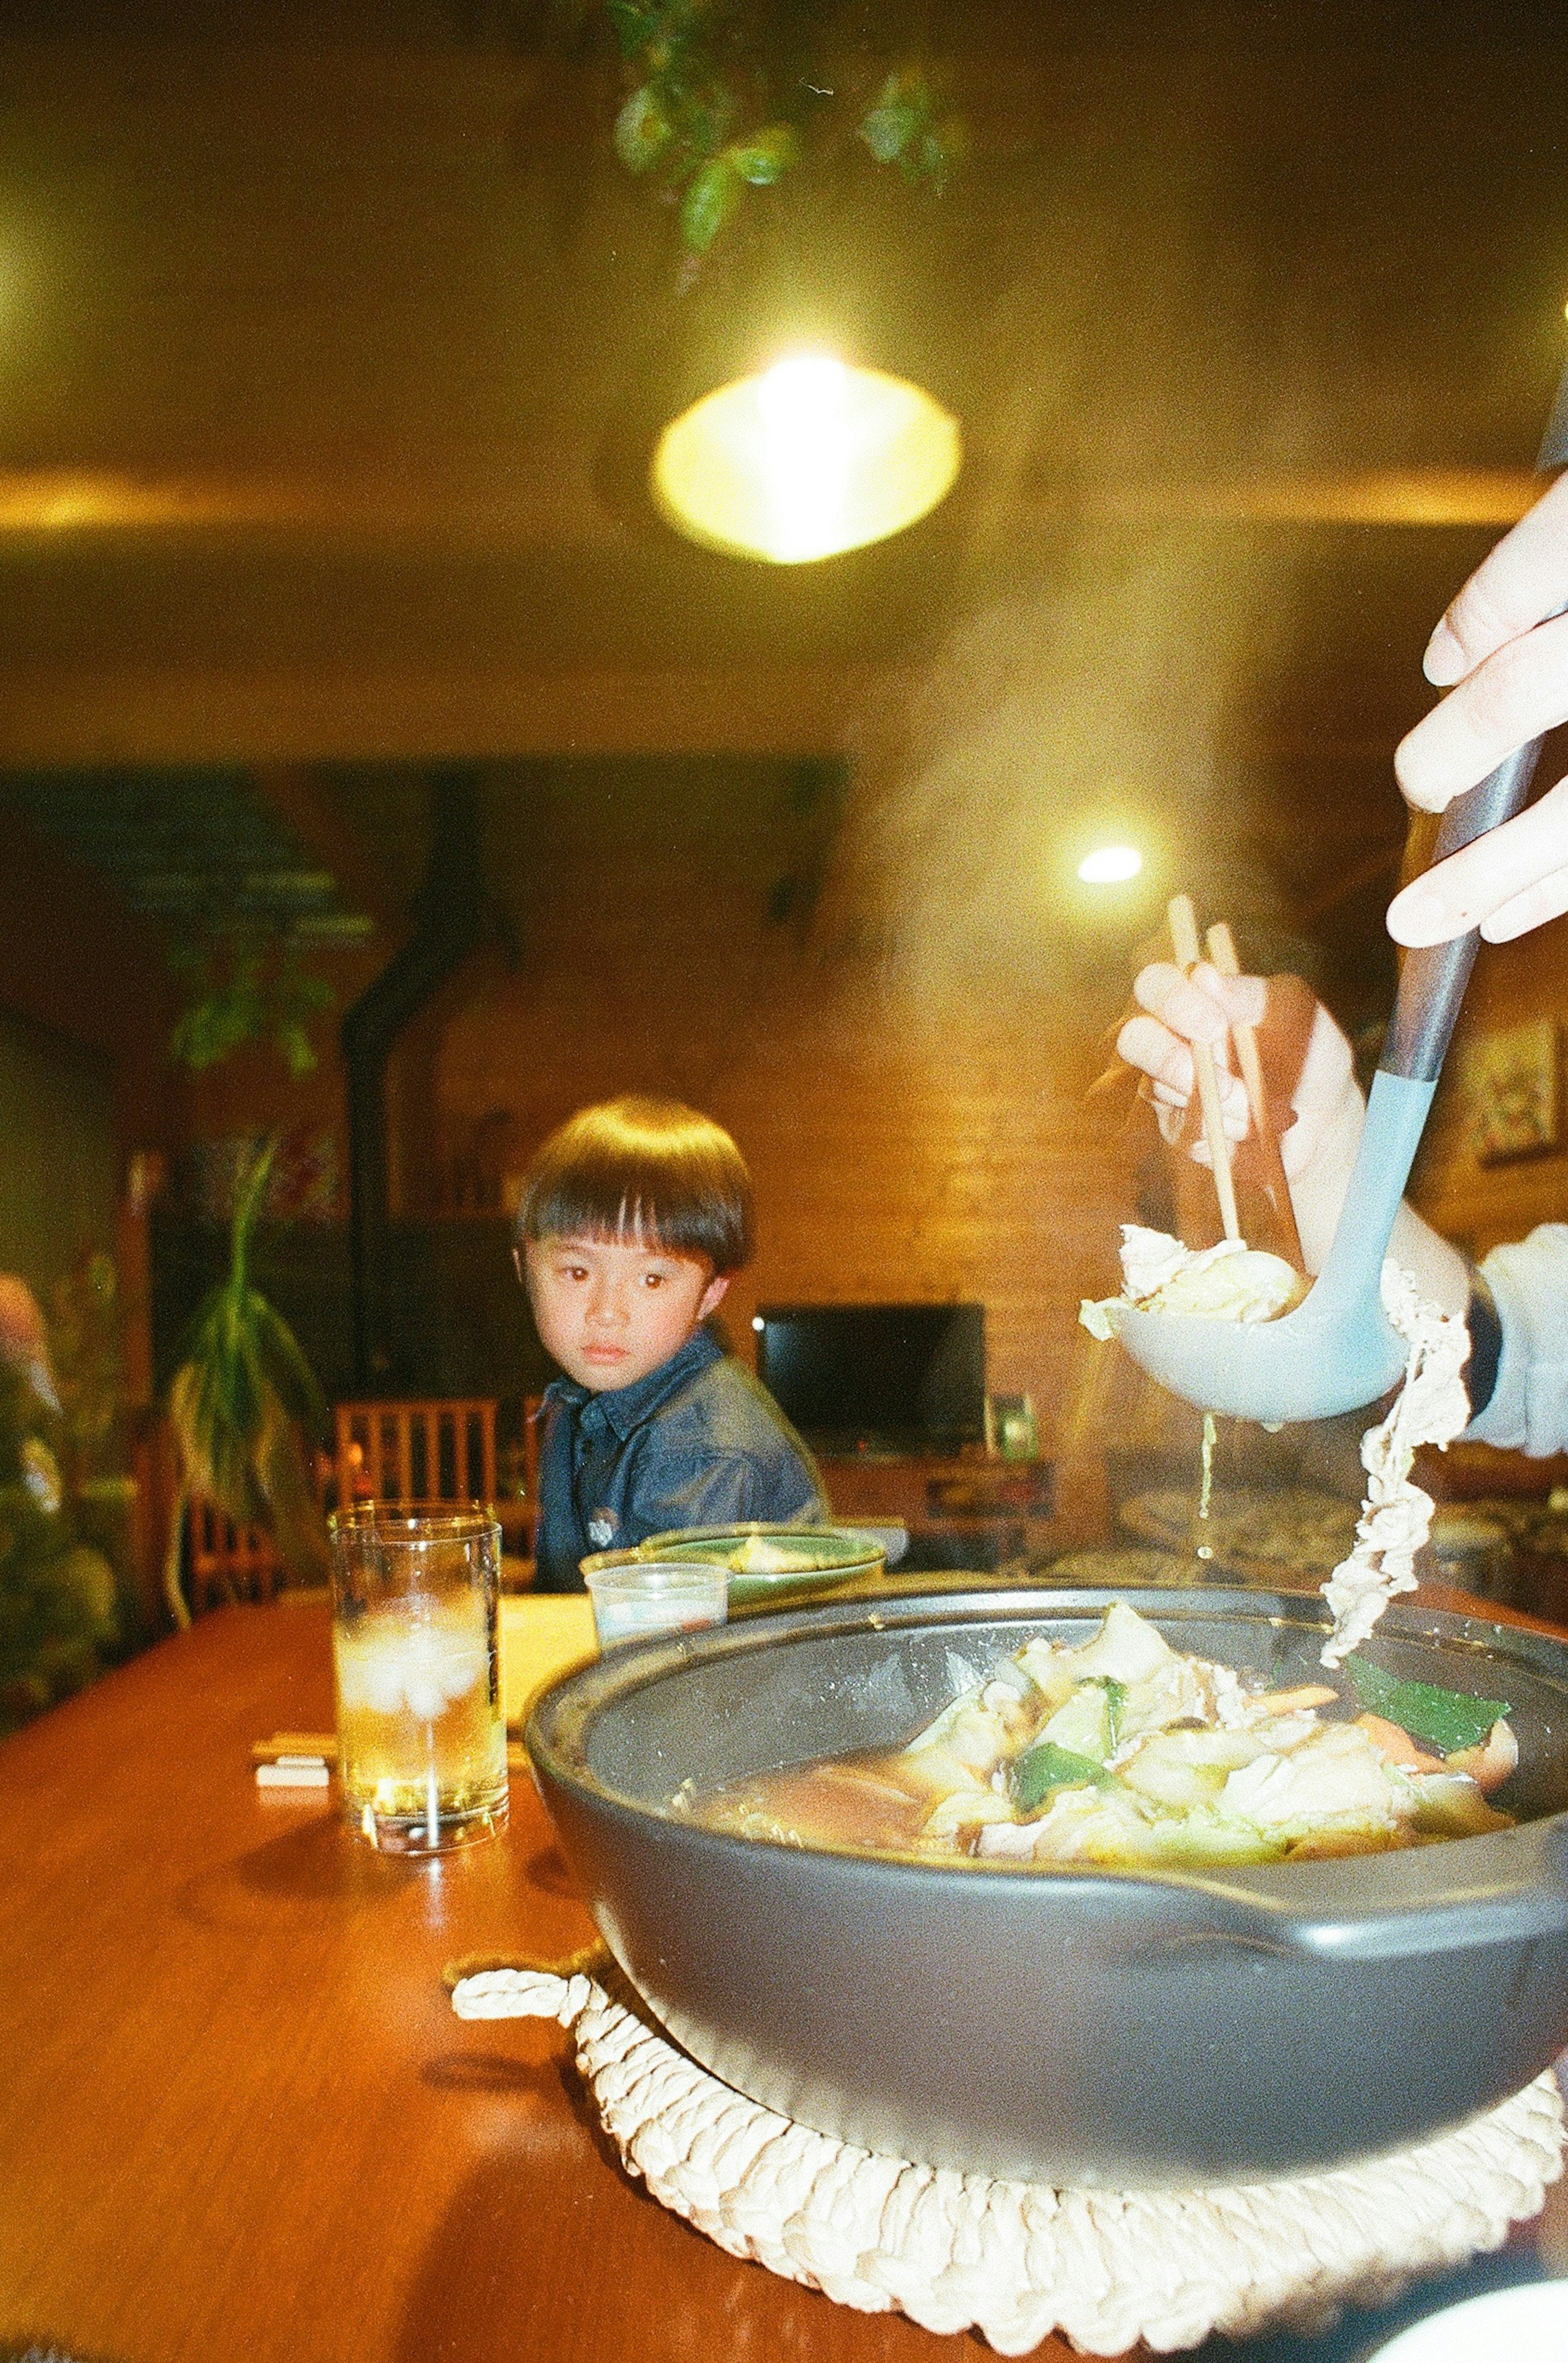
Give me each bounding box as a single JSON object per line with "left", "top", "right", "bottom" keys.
{"left": 1124, "top": 1824, "right": 1568, "bottom": 1962}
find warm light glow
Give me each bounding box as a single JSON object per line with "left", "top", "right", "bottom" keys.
{"left": 1077, "top": 844, "right": 1143, "bottom": 884}
{"left": 651, "top": 354, "right": 962, "bottom": 563}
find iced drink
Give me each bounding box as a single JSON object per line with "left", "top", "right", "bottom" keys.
{"left": 329, "top": 1506, "right": 507, "bottom": 1854}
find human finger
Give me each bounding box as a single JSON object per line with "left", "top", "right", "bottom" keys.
{"left": 1394, "top": 611, "right": 1568, "bottom": 813}
{"left": 1387, "top": 772, "right": 1568, "bottom": 943}
{"left": 1131, "top": 960, "right": 1262, "bottom": 1041}
{"left": 1118, "top": 1012, "right": 1195, "bottom": 1094}
{"left": 1480, "top": 860, "right": 1568, "bottom": 942}
{"left": 1421, "top": 469, "right": 1568, "bottom": 685}
{"left": 1117, "top": 1016, "right": 1249, "bottom": 1138}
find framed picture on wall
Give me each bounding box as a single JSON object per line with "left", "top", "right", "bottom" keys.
{"left": 984, "top": 1393, "right": 1039, "bottom": 1460}
{"left": 1465, "top": 1017, "right": 1561, "bottom": 1165}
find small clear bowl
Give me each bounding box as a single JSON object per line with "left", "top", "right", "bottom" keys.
{"left": 582, "top": 1556, "right": 729, "bottom": 1651}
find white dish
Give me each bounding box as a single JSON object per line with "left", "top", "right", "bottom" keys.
{"left": 1366, "top": 2281, "right": 1568, "bottom": 2362}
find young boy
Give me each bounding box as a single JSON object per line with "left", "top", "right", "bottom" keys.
{"left": 514, "top": 1095, "right": 826, "bottom": 1592}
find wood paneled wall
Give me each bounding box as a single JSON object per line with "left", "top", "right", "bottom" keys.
{"left": 0, "top": 812, "right": 176, "bottom": 1160}
{"left": 427, "top": 763, "right": 1147, "bottom": 1458}
{"left": 1412, "top": 918, "right": 1568, "bottom": 1259}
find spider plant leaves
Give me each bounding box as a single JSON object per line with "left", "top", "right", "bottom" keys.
{"left": 166, "top": 1136, "right": 329, "bottom": 1579}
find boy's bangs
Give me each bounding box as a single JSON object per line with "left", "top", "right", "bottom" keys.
{"left": 519, "top": 1098, "right": 753, "bottom": 1273}
{"left": 528, "top": 1176, "right": 710, "bottom": 1261}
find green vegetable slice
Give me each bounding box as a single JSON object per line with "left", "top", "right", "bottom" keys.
{"left": 1344, "top": 1655, "right": 1509, "bottom": 1755}
{"left": 1009, "top": 1741, "right": 1110, "bottom": 1816}
{"left": 1103, "top": 1676, "right": 1127, "bottom": 1751}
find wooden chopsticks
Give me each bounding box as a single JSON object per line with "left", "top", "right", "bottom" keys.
{"left": 1166, "top": 895, "right": 1242, "bottom": 1242}
{"left": 1165, "top": 896, "right": 1305, "bottom": 1269}
{"left": 1204, "top": 921, "right": 1306, "bottom": 1270}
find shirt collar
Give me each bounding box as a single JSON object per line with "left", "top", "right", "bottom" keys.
{"left": 544, "top": 1326, "right": 723, "bottom": 1443}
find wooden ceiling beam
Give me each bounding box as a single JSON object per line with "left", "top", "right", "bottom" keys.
{"left": 0, "top": 464, "right": 1535, "bottom": 550}
{"left": 0, "top": 665, "right": 873, "bottom": 769}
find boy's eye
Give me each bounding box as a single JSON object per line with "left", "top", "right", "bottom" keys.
{"left": 643, "top": 1273, "right": 665, "bottom": 1289}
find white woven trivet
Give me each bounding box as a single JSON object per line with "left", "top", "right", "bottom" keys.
{"left": 450, "top": 1957, "right": 1564, "bottom": 2357}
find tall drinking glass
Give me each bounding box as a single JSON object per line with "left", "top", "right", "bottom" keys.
{"left": 328, "top": 1503, "right": 508, "bottom": 1854}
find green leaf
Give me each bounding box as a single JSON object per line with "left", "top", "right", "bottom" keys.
{"left": 726, "top": 123, "right": 799, "bottom": 186}
{"left": 679, "top": 154, "right": 742, "bottom": 252}
{"left": 605, "top": 0, "right": 662, "bottom": 59}
{"left": 1344, "top": 1656, "right": 1510, "bottom": 1755}
{"left": 1009, "top": 1739, "right": 1111, "bottom": 1817}
{"left": 614, "top": 83, "right": 674, "bottom": 173}
{"left": 276, "top": 1022, "right": 319, "bottom": 1079}
{"left": 246, "top": 1293, "right": 328, "bottom": 1437}
{"left": 859, "top": 98, "right": 918, "bottom": 164}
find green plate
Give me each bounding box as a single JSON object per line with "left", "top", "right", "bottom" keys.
{"left": 639, "top": 1522, "right": 886, "bottom": 1611}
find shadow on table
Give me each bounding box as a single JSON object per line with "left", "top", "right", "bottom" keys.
{"left": 173, "top": 1811, "right": 411, "bottom": 1926}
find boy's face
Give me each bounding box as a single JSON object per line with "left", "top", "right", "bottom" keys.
{"left": 520, "top": 1233, "right": 730, "bottom": 1394}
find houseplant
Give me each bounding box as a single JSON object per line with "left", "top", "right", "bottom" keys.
{"left": 164, "top": 1135, "right": 330, "bottom": 1625}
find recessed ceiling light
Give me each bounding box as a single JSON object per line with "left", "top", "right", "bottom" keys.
{"left": 1077, "top": 844, "right": 1143, "bottom": 884}
{"left": 651, "top": 354, "right": 962, "bottom": 564}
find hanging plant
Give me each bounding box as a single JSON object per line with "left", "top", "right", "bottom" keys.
{"left": 471, "top": 2, "right": 966, "bottom": 256}
{"left": 608, "top": 5, "right": 965, "bottom": 254}
{"left": 167, "top": 928, "right": 337, "bottom": 1078}
{"left": 164, "top": 1138, "right": 330, "bottom": 1625}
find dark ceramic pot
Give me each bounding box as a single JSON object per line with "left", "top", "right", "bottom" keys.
{"left": 526, "top": 1586, "right": 1568, "bottom": 2189}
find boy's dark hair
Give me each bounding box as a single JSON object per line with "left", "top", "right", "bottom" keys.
{"left": 516, "top": 1096, "right": 754, "bottom": 1273}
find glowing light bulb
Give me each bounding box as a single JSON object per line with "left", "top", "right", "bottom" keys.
{"left": 1078, "top": 845, "right": 1143, "bottom": 885}
{"left": 651, "top": 354, "right": 961, "bottom": 563}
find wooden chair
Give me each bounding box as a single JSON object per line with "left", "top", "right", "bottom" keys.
{"left": 333, "top": 1399, "right": 498, "bottom": 1510}
{"left": 185, "top": 1493, "right": 284, "bottom": 1610}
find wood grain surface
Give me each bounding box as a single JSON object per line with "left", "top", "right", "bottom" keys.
{"left": 0, "top": 1602, "right": 1095, "bottom": 2363}
{"left": 2, "top": 1593, "right": 1559, "bottom": 2363}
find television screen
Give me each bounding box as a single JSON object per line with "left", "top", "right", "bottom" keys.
{"left": 755, "top": 1303, "right": 985, "bottom": 1455}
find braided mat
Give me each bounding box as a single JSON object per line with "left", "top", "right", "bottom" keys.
{"left": 449, "top": 1955, "right": 1564, "bottom": 2356}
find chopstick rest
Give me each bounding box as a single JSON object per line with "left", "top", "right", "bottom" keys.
{"left": 255, "top": 1757, "right": 330, "bottom": 1789}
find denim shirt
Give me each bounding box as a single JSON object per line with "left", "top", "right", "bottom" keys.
{"left": 532, "top": 1327, "right": 826, "bottom": 1592}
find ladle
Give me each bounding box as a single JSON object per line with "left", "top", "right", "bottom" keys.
{"left": 1114, "top": 370, "right": 1568, "bottom": 1422}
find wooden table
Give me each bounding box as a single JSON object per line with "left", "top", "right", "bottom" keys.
{"left": 0, "top": 1599, "right": 1561, "bottom": 2363}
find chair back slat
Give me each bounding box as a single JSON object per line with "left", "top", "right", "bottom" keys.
{"left": 186, "top": 1492, "right": 281, "bottom": 1610}
{"left": 333, "top": 1400, "right": 499, "bottom": 1516}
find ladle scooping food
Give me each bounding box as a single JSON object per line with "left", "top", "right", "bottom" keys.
{"left": 1114, "top": 371, "right": 1568, "bottom": 1422}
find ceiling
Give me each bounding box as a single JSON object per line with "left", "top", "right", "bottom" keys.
{"left": 1, "top": 1, "right": 1566, "bottom": 989}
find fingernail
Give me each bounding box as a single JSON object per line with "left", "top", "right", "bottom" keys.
{"left": 1422, "top": 618, "right": 1464, "bottom": 686}
{"left": 1392, "top": 741, "right": 1446, "bottom": 814}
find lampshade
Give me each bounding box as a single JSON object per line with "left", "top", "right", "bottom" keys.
{"left": 650, "top": 354, "right": 961, "bottom": 563}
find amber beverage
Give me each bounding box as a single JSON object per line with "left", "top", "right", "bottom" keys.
{"left": 329, "top": 1504, "right": 508, "bottom": 1853}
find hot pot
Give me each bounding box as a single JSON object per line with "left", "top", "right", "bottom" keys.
{"left": 526, "top": 1586, "right": 1568, "bottom": 2190}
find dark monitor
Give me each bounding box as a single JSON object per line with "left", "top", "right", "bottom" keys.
{"left": 755, "top": 1303, "right": 985, "bottom": 1456}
